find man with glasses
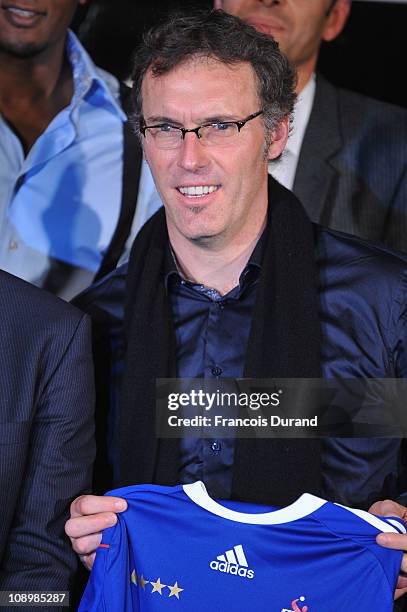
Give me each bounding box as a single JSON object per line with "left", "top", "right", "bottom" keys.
{"left": 67, "top": 10, "right": 407, "bottom": 599}
{"left": 217, "top": 0, "right": 407, "bottom": 252}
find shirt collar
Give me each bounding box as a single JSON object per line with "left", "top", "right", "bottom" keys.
{"left": 165, "top": 224, "right": 267, "bottom": 294}
{"left": 247, "top": 224, "right": 267, "bottom": 269}
{"left": 66, "top": 30, "right": 126, "bottom": 121}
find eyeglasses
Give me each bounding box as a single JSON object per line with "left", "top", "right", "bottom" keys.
{"left": 140, "top": 110, "right": 264, "bottom": 149}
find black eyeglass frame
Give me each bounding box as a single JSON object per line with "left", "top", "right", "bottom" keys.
{"left": 139, "top": 110, "right": 264, "bottom": 142}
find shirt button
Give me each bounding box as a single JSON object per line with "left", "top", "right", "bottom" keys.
{"left": 211, "top": 440, "right": 221, "bottom": 454}
{"left": 9, "top": 239, "right": 18, "bottom": 251}
{"left": 211, "top": 366, "right": 223, "bottom": 377}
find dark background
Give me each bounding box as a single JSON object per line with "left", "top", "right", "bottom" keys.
{"left": 71, "top": 0, "right": 406, "bottom": 108}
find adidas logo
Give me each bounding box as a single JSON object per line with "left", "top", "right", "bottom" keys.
{"left": 209, "top": 545, "right": 254, "bottom": 579}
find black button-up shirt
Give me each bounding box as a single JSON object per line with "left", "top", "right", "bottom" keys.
{"left": 166, "top": 238, "right": 263, "bottom": 498}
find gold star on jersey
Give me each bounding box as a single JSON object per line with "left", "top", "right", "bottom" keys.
{"left": 168, "top": 582, "right": 184, "bottom": 599}
{"left": 139, "top": 575, "right": 149, "bottom": 590}
{"left": 150, "top": 578, "right": 166, "bottom": 595}
{"left": 130, "top": 570, "right": 184, "bottom": 600}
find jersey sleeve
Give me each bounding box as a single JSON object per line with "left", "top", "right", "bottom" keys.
{"left": 316, "top": 503, "right": 404, "bottom": 596}
{"left": 79, "top": 518, "right": 137, "bottom": 612}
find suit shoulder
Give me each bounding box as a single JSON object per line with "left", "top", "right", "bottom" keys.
{"left": 315, "top": 224, "right": 407, "bottom": 275}
{"left": 338, "top": 86, "right": 405, "bottom": 114}
{"left": 0, "top": 271, "right": 86, "bottom": 328}
{"left": 316, "top": 75, "right": 407, "bottom": 132}
{"left": 336, "top": 85, "right": 407, "bottom": 133}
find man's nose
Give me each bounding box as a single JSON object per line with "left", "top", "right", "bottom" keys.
{"left": 177, "top": 132, "right": 210, "bottom": 172}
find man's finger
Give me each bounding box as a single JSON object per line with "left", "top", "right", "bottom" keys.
{"left": 65, "top": 512, "right": 118, "bottom": 539}
{"left": 395, "top": 577, "right": 407, "bottom": 593}
{"left": 79, "top": 552, "right": 96, "bottom": 572}
{"left": 376, "top": 533, "right": 407, "bottom": 553}
{"left": 70, "top": 495, "right": 127, "bottom": 518}
{"left": 369, "top": 499, "right": 407, "bottom": 521}
{"left": 71, "top": 533, "right": 104, "bottom": 557}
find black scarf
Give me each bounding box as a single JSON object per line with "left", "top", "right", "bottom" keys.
{"left": 120, "top": 177, "right": 322, "bottom": 505}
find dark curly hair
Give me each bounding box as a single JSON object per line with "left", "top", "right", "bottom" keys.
{"left": 130, "top": 9, "right": 297, "bottom": 151}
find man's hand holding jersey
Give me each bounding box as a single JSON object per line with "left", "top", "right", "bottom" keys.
{"left": 65, "top": 495, "right": 127, "bottom": 570}
{"left": 370, "top": 499, "right": 407, "bottom": 599}
{"left": 66, "top": 494, "right": 407, "bottom": 599}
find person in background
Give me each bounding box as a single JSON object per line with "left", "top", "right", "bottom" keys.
{"left": 0, "top": 0, "right": 160, "bottom": 301}
{"left": 65, "top": 10, "right": 407, "bottom": 599}
{"left": 216, "top": 0, "right": 407, "bottom": 252}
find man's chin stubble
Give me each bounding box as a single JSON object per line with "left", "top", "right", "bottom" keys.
{"left": 0, "top": 40, "right": 47, "bottom": 59}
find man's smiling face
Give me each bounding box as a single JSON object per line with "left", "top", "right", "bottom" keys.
{"left": 141, "top": 57, "right": 287, "bottom": 249}
{"left": 0, "top": 0, "right": 86, "bottom": 58}
{"left": 219, "top": 0, "right": 350, "bottom": 72}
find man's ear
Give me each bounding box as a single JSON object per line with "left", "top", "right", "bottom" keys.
{"left": 322, "top": 0, "right": 351, "bottom": 43}
{"left": 214, "top": 0, "right": 223, "bottom": 9}
{"left": 267, "top": 117, "right": 289, "bottom": 161}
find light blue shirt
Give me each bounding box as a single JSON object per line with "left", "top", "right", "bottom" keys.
{"left": 0, "top": 31, "right": 161, "bottom": 300}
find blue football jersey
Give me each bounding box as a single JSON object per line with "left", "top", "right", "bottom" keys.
{"left": 80, "top": 482, "right": 404, "bottom": 611}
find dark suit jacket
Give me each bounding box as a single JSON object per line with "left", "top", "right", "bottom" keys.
{"left": 294, "top": 75, "right": 407, "bottom": 253}
{"left": 0, "top": 271, "right": 95, "bottom": 593}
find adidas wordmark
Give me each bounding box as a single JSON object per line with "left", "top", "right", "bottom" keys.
{"left": 209, "top": 545, "right": 254, "bottom": 579}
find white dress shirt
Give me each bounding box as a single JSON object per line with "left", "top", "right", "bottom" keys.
{"left": 269, "top": 75, "right": 316, "bottom": 190}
